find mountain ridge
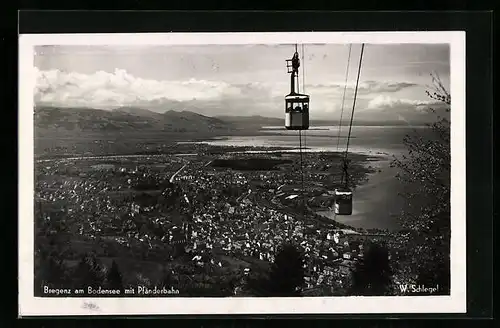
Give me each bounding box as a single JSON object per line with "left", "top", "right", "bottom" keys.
{"left": 34, "top": 105, "right": 234, "bottom": 133}
{"left": 34, "top": 105, "right": 424, "bottom": 134}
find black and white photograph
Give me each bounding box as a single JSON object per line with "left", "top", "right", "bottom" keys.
{"left": 19, "top": 32, "right": 466, "bottom": 315}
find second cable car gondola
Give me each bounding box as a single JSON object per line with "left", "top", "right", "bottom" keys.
{"left": 285, "top": 49, "right": 309, "bottom": 130}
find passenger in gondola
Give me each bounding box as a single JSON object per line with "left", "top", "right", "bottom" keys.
{"left": 303, "top": 103, "right": 309, "bottom": 113}
{"left": 294, "top": 104, "right": 302, "bottom": 112}
{"left": 292, "top": 52, "right": 300, "bottom": 71}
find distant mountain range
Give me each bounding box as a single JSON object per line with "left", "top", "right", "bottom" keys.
{"left": 34, "top": 106, "right": 234, "bottom": 133}
{"left": 214, "top": 115, "right": 283, "bottom": 127}
{"left": 34, "top": 105, "right": 419, "bottom": 135}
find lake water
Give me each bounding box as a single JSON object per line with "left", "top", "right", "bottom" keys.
{"left": 195, "top": 125, "right": 426, "bottom": 231}
{"left": 197, "top": 125, "right": 424, "bottom": 157}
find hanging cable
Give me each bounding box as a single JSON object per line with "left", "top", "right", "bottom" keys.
{"left": 336, "top": 44, "right": 352, "bottom": 151}
{"left": 341, "top": 44, "right": 365, "bottom": 187}
{"left": 294, "top": 43, "right": 305, "bottom": 212}
{"left": 345, "top": 44, "right": 365, "bottom": 156}
{"left": 301, "top": 43, "right": 307, "bottom": 207}
{"left": 299, "top": 130, "right": 304, "bottom": 206}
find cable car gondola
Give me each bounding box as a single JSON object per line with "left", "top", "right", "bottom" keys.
{"left": 285, "top": 48, "right": 309, "bottom": 130}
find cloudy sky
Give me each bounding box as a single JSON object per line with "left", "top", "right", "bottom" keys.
{"left": 34, "top": 43, "right": 450, "bottom": 122}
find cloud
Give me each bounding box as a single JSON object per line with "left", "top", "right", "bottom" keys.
{"left": 34, "top": 68, "right": 244, "bottom": 108}
{"left": 308, "top": 80, "right": 418, "bottom": 96}
{"left": 33, "top": 67, "right": 436, "bottom": 121}
{"left": 34, "top": 68, "right": 294, "bottom": 116}
{"left": 354, "top": 94, "right": 449, "bottom": 124}
{"left": 359, "top": 81, "right": 418, "bottom": 94}
{"left": 35, "top": 67, "right": 420, "bottom": 109}
{"left": 367, "top": 95, "right": 434, "bottom": 111}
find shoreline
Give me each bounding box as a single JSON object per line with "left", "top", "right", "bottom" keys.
{"left": 315, "top": 155, "right": 402, "bottom": 232}
{"left": 34, "top": 144, "right": 390, "bottom": 162}
{"left": 34, "top": 126, "right": 405, "bottom": 160}
{"left": 34, "top": 127, "right": 403, "bottom": 233}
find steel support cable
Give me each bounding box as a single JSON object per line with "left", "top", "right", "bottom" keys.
{"left": 293, "top": 43, "right": 305, "bottom": 212}
{"left": 299, "top": 130, "right": 304, "bottom": 211}
{"left": 302, "top": 44, "right": 307, "bottom": 151}
{"left": 342, "top": 44, "right": 365, "bottom": 187}
{"left": 301, "top": 43, "right": 307, "bottom": 211}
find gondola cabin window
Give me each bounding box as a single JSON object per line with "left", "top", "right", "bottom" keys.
{"left": 285, "top": 95, "right": 310, "bottom": 130}
{"left": 334, "top": 189, "right": 353, "bottom": 216}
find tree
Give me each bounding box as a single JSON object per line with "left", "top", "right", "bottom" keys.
{"left": 349, "top": 242, "right": 393, "bottom": 296}
{"left": 414, "top": 246, "right": 450, "bottom": 295}
{"left": 106, "top": 260, "right": 124, "bottom": 292}
{"left": 73, "top": 253, "right": 104, "bottom": 289}
{"left": 267, "top": 243, "right": 305, "bottom": 297}
{"left": 158, "top": 265, "right": 173, "bottom": 289}
{"left": 245, "top": 270, "right": 272, "bottom": 297}
{"left": 391, "top": 73, "right": 451, "bottom": 294}
{"left": 35, "top": 252, "right": 68, "bottom": 292}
